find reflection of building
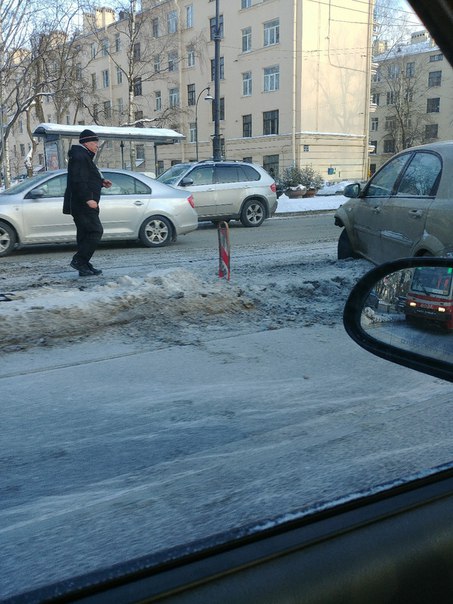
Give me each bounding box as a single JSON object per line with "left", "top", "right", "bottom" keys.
{"left": 10, "top": 1, "right": 374, "bottom": 181}
{"left": 370, "top": 30, "right": 453, "bottom": 174}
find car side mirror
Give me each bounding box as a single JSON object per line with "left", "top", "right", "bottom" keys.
{"left": 343, "top": 257, "right": 453, "bottom": 383}
{"left": 27, "top": 188, "right": 45, "bottom": 199}
{"left": 343, "top": 183, "right": 361, "bottom": 198}
{"left": 180, "top": 177, "right": 194, "bottom": 187}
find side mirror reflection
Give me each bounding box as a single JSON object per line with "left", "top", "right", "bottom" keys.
{"left": 343, "top": 258, "right": 453, "bottom": 383}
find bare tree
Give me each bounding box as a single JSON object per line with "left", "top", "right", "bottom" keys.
{"left": 81, "top": 0, "right": 205, "bottom": 169}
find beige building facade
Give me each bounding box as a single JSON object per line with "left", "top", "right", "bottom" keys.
{"left": 369, "top": 30, "right": 453, "bottom": 174}
{"left": 10, "top": 0, "right": 375, "bottom": 182}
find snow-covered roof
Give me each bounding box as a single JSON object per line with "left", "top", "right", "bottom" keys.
{"left": 33, "top": 122, "right": 184, "bottom": 143}
{"left": 374, "top": 39, "right": 440, "bottom": 62}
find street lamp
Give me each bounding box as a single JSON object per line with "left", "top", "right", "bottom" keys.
{"left": 195, "top": 86, "right": 213, "bottom": 161}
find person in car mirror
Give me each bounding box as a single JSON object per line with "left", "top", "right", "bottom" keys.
{"left": 63, "top": 129, "right": 112, "bottom": 277}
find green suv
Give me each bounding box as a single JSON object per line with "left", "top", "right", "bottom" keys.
{"left": 157, "top": 160, "right": 278, "bottom": 227}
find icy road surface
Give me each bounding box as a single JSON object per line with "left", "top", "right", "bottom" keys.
{"left": 1, "top": 237, "right": 453, "bottom": 599}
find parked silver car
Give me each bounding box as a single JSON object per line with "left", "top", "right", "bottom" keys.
{"left": 157, "top": 160, "right": 278, "bottom": 227}
{"left": 0, "top": 169, "right": 199, "bottom": 257}
{"left": 335, "top": 141, "right": 453, "bottom": 264}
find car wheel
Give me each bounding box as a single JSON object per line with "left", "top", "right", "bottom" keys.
{"left": 337, "top": 229, "right": 358, "bottom": 259}
{"left": 139, "top": 216, "right": 173, "bottom": 247}
{"left": 0, "top": 221, "right": 17, "bottom": 257}
{"left": 240, "top": 199, "right": 265, "bottom": 227}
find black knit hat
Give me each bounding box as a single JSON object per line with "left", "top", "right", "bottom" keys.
{"left": 79, "top": 129, "right": 99, "bottom": 143}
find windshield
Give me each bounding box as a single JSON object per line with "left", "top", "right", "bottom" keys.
{"left": 156, "top": 163, "right": 193, "bottom": 185}
{"left": 411, "top": 267, "right": 453, "bottom": 297}
{"left": 3, "top": 1, "right": 453, "bottom": 602}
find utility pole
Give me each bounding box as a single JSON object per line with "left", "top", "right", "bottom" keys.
{"left": 212, "top": 0, "right": 222, "bottom": 161}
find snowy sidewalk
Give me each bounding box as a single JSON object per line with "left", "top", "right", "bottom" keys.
{"left": 275, "top": 193, "right": 347, "bottom": 215}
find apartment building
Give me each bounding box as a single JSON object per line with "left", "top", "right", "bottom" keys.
{"left": 369, "top": 29, "right": 453, "bottom": 174}
{"left": 9, "top": 0, "right": 374, "bottom": 181}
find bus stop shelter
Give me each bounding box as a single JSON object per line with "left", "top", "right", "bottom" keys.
{"left": 32, "top": 123, "right": 185, "bottom": 174}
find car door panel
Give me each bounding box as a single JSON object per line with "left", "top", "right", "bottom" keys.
{"left": 353, "top": 153, "right": 413, "bottom": 263}
{"left": 100, "top": 172, "right": 150, "bottom": 237}
{"left": 379, "top": 151, "right": 441, "bottom": 259}
{"left": 20, "top": 174, "right": 74, "bottom": 242}
{"left": 181, "top": 166, "right": 216, "bottom": 218}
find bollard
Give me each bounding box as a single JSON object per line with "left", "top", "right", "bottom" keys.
{"left": 217, "top": 221, "right": 230, "bottom": 280}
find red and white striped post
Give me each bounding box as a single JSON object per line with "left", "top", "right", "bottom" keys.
{"left": 217, "top": 221, "right": 230, "bottom": 280}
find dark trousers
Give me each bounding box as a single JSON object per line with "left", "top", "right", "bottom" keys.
{"left": 72, "top": 210, "right": 103, "bottom": 266}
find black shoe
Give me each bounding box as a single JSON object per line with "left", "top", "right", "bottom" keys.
{"left": 70, "top": 259, "right": 80, "bottom": 271}
{"left": 87, "top": 263, "right": 102, "bottom": 275}
{"left": 78, "top": 264, "right": 96, "bottom": 277}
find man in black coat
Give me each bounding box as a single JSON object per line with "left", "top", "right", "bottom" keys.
{"left": 63, "top": 129, "right": 112, "bottom": 276}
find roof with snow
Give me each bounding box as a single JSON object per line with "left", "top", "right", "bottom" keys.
{"left": 33, "top": 123, "right": 184, "bottom": 144}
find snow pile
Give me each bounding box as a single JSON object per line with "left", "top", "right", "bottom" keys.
{"left": 0, "top": 268, "right": 254, "bottom": 351}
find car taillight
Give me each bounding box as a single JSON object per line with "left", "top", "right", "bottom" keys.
{"left": 270, "top": 183, "right": 277, "bottom": 193}
{"left": 187, "top": 194, "right": 195, "bottom": 208}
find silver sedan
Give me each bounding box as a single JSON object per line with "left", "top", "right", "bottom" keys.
{"left": 0, "top": 169, "right": 199, "bottom": 256}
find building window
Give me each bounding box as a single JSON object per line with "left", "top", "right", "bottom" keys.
{"left": 155, "top": 91, "right": 162, "bottom": 111}
{"left": 386, "top": 91, "right": 396, "bottom": 105}
{"left": 152, "top": 17, "right": 159, "bottom": 37}
{"left": 383, "top": 139, "right": 395, "bottom": 153}
{"left": 93, "top": 105, "right": 98, "bottom": 121}
{"left": 425, "top": 123, "right": 439, "bottom": 140}
{"left": 370, "top": 140, "right": 377, "bottom": 154}
{"left": 20, "top": 143, "right": 25, "bottom": 157}
{"left": 154, "top": 54, "right": 161, "bottom": 73}
{"left": 101, "top": 39, "right": 109, "bottom": 56}
{"left": 136, "top": 144, "right": 145, "bottom": 160}
{"left": 263, "top": 154, "right": 279, "bottom": 178}
{"left": 242, "top": 71, "right": 252, "bottom": 96}
{"left": 385, "top": 116, "right": 396, "bottom": 131}
{"left": 103, "top": 101, "right": 111, "bottom": 119}
{"left": 263, "top": 109, "right": 279, "bottom": 135}
{"left": 242, "top": 27, "right": 251, "bottom": 52}
{"left": 428, "top": 70, "right": 442, "bottom": 87}
{"left": 241, "top": 0, "right": 251, "bottom": 7}
{"left": 168, "top": 51, "right": 178, "bottom": 71}
{"left": 134, "top": 77, "right": 142, "bottom": 96}
{"left": 243, "top": 156, "right": 253, "bottom": 163}
{"left": 371, "top": 117, "right": 378, "bottom": 131}
{"left": 75, "top": 63, "right": 82, "bottom": 81}
{"left": 186, "top": 5, "right": 193, "bottom": 28}
{"left": 133, "top": 43, "right": 141, "bottom": 61}
{"left": 188, "top": 84, "right": 196, "bottom": 106}
{"left": 211, "top": 56, "right": 224, "bottom": 80}
{"left": 406, "top": 62, "right": 415, "bottom": 77}
{"left": 91, "top": 73, "right": 97, "bottom": 91}
{"left": 189, "top": 122, "right": 196, "bottom": 143}
{"left": 427, "top": 97, "right": 440, "bottom": 113}
{"left": 90, "top": 43, "right": 96, "bottom": 59}
{"left": 115, "top": 33, "right": 121, "bottom": 52}
{"left": 116, "top": 66, "right": 123, "bottom": 84}
{"left": 212, "top": 97, "right": 225, "bottom": 121}
{"left": 187, "top": 46, "right": 195, "bottom": 67}
{"left": 117, "top": 98, "right": 124, "bottom": 117}
{"left": 242, "top": 114, "right": 252, "bottom": 137}
{"left": 102, "top": 69, "right": 109, "bottom": 88}
{"left": 372, "top": 93, "right": 380, "bottom": 106}
{"left": 169, "top": 87, "right": 180, "bottom": 107}
{"left": 210, "top": 15, "right": 224, "bottom": 40}
{"left": 264, "top": 19, "right": 279, "bottom": 46}
{"left": 264, "top": 65, "right": 279, "bottom": 92}
{"left": 387, "top": 64, "right": 400, "bottom": 79}
{"left": 429, "top": 53, "right": 443, "bottom": 62}
{"left": 168, "top": 10, "right": 178, "bottom": 34}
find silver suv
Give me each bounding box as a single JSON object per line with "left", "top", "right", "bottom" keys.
{"left": 157, "top": 160, "right": 278, "bottom": 227}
